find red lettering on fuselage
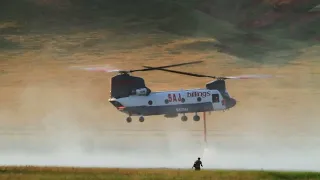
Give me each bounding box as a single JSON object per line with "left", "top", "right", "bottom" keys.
{"left": 187, "top": 91, "right": 211, "bottom": 98}
{"left": 168, "top": 93, "right": 182, "bottom": 102}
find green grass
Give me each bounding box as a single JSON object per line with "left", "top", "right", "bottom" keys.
{"left": 0, "top": 166, "right": 320, "bottom": 180}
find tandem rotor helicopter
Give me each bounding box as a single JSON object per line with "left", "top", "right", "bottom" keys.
{"left": 72, "top": 61, "right": 271, "bottom": 123}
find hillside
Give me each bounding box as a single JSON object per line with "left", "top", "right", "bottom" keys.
{"left": 1, "top": 0, "right": 319, "bottom": 64}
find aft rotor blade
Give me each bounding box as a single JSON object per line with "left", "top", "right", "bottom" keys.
{"left": 223, "top": 74, "right": 273, "bottom": 79}
{"left": 143, "top": 65, "right": 217, "bottom": 78}
{"left": 130, "top": 60, "right": 203, "bottom": 72}
{"left": 143, "top": 66, "right": 273, "bottom": 80}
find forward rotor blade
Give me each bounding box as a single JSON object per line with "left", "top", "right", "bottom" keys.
{"left": 131, "top": 60, "right": 203, "bottom": 72}
{"left": 142, "top": 65, "right": 217, "bottom": 78}
{"left": 69, "top": 66, "right": 120, "bottom": 73}
{"left": 69, "top": 61, "right": 203, "bottom": 74}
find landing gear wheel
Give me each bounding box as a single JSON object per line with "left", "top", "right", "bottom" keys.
{"left": 126, "top": 117, "right": 132, "bottom": 123}
{"left": 193, "top": 114, "right": 200, "bottom": 121}
{"left": 181, "top": 115, "right": 188, "bottom": 122}
{"left": 139, "top": 116, "right": 144, "bottom": 122}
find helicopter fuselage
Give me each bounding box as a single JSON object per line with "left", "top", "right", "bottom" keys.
{"left": 71, "top": 60, "right": 267, "bottom": 123}
{"left": 108, "top": 88, "right": 236, "bottom": 117}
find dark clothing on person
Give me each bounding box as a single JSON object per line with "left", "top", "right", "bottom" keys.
{"left": 193, "top": 159, "right": 203, "bottom": 170}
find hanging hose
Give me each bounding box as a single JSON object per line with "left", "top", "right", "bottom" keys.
{"left": 201, "top": 112, "right": 208, "bottom": 159}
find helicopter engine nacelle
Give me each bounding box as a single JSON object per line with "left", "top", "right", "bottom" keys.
{"left": 132, "top": 88, "right": 150, "bottom": 96}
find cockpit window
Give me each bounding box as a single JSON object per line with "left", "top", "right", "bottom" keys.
{"left": 212, "top": 94, "right": 220, "bottom": 103}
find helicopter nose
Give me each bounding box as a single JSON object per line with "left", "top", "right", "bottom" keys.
{"left": 226, "top": 98, "right": 237, "bottom": 109}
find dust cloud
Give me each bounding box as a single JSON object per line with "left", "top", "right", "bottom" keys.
{"left": 0, "top": 63, "right": 319, "bottom": 171}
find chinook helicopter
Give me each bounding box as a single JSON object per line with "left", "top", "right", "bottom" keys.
{"left": 72, "top": 61, "right": 271, "bottom": 123}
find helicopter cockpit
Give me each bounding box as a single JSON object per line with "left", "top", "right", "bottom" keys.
{"left": 110, "top": 74, "right": 151, "bottom": 99}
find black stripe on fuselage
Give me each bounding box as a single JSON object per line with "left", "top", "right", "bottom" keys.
{"left": 119, "top": 102, "right": 214, "bottom": 116}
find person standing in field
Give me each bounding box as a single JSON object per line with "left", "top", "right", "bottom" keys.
{"left": 192, "top": 157, "right": 203, "bottom": 171}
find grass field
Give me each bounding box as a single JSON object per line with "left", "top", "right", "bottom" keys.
{"left": 1, "top": 166, "right": 320, "bottom": 180}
